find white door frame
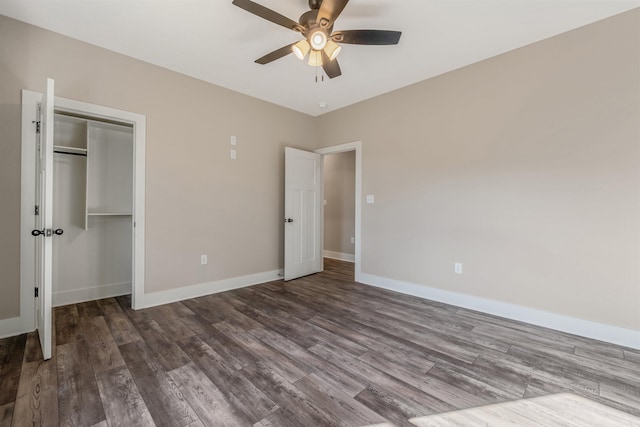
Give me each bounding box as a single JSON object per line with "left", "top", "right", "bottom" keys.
{"left": 315, "top": 141, "right": 362, "bottom": 282}
{"left": 20, "top": 90, "right": 146, "bottom": 336}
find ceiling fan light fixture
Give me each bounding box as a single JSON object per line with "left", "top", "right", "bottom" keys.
{"left": 309, "top": 30, "right": 327, "bottom": 50}
{"left": 308, "top": 50, "right": 322, "bottom": 67}
{"left": 323, "top": 40, "right": 342, "bottom": 61}
{"left": 292, "top": 39, "right": 310, "bottom": 60}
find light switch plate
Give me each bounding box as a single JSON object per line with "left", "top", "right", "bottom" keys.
{"left": 366, "top": 195, "right": 375, "bottom": 204}
{"left": 454, "top": 262, "right": 462, "bottom": 274}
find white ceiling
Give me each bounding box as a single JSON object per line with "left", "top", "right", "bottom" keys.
{"left": 2, "top": 0, "right": 638, "bottom": 116}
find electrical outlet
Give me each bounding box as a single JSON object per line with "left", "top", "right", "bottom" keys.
{"left": 351, "top": 237, "right": 355, "bottom": 244}
{"left": 201, "top": 255, "right": 208, "bottom": 265}
{"left": 454, "top": 262, "right": 462, "bottom": 274}
{"left": 230, "top": 149, "right": 237, "bottom": 159}
{"left": 230, "top": 135, "right": 237, "bottom": 146}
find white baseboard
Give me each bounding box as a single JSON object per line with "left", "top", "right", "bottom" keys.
{"left": 323, "top": 250, "right": 355, "bottom": 263}
{"left": 137, "top": 269, "right": 283, "bottom": 309}
{"left": 0, "top": 270, "right": 282, "bottom": 338}
{"left": 7, "top": 267, "right": 635, "bottom": 350}
{"left": 359, "top": 273, "right": 640, "bottom": 350}
{"left": 53, "top": 282, "right": 132, "bottom": 307}
{"left": 0, "top": 315, "right": 35, "bottom": 339}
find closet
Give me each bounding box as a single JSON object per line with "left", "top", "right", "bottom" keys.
{"left": 52, "top": 112, "right": 133, "bottom": 306}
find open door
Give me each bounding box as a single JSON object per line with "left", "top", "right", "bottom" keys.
{"left": 284, "top": 147, "right": 323, "bottom": 281}
{"left": 34, "top": 78, "right": 55, "bottom": 360}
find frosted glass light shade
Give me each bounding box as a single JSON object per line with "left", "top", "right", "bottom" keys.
{"left": 323, "top": 40, "right": 341, "bottom": 60}
{"left": 308, "top": 50, "right": 322, "bottom": 67}
{"left": 293, "top": 39, "right": 310, "bottom": 60}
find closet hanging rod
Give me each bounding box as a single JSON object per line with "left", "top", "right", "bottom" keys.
{"left": 54, "top": 111, "right": 133, "bottom": 129}
{"left": 54, "top": 150, "right": 87, "bottom": 157}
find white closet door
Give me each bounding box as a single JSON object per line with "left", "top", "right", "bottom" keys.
{"left": 36, "top": 78, "right": 55, "bottom": 360}
{"left": 284, "top": 147, "right": 323, "bottom": 281}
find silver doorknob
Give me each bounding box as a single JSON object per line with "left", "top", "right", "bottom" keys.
{"left": 284, "top": 218, "right": 294, "bottom": 223}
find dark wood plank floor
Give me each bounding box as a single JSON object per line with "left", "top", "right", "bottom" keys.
{"left": 1, "top": 258, "right": 639, "bottom": 426}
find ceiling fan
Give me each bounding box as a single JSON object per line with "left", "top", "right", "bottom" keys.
{"left": 232, "top": 0, "right": 402, "bottom": 79}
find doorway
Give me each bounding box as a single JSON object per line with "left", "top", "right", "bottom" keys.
{"left": 322, "top": 151, "right": 356, "bottom": 263}
{"left": 316, "top": 141, "right": 362, "bottom": 282}
{"left": 20, "top": 87, "right": 146, "bottom": 359}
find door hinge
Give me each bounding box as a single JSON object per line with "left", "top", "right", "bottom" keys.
{"left": 34, "top": 287, "right": 39, "bottom": 298}
{"left": 35, "top": 205, "right": 39, "bottom": 216}
{"left": 33, "top": 120, "right": 41, "bottom": 133}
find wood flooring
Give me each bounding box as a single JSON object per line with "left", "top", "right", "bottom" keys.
{"left": 1, "top": 258, "right": 639, "bottom": 426}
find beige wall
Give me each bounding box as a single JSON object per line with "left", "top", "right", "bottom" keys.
{"left": 0, "top": 16, "right": 316, "bottom": 320}
{"left": 0, "top": 33, "right": 23, "bottom": 319}
{"left": 323, "top": 151, "right": 355, "bottom": 256}
{"left": 316, "top": 10, "right": 640, "bottom": 331}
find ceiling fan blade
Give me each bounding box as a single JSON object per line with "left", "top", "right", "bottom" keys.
{"left": 317, "top": 0, "right": 349, "bottom": 28}
{"left": 332, "top": 30, "right": 401, "bottom": 45}
{"left": 232, "top": 0, "right": 302, "bottom": 32}
{"left": 255, "top": 43, "right": 296, "bottom": 64}
{"left": 321, "top": 50, "right": 342, "bottom": 79}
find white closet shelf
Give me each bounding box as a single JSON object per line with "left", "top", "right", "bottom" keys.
{"left": 87, "top": 212, "right": 132, "bottom": 216}
{"left": 53, "top": 145, "right": 87, "bottom": 154}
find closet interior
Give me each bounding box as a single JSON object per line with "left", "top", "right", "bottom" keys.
{"left": 52, "top": 112, "right": 134, "bottom": 306}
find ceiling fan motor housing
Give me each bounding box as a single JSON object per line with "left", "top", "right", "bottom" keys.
{"left": 299, "top": 9, "right": 332, "bottom": 47}
{"left": 299, "top": 10, "right": 317, "bottom": 30}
